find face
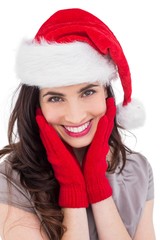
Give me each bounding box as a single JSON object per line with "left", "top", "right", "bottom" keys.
{"left": 39, "top": 82, "right": 107, "bottom": 148}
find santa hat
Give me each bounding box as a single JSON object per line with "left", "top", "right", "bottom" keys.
{"left": 16, "top": 8, "right": 145, "bottom": 129}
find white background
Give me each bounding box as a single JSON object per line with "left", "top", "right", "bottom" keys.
{"left": 0, "top": 0, "right": 159, "bottom": 239}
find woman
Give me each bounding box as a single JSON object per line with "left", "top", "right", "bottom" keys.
{"left": 0, "top": 8, "right": 155, "bottom": 240}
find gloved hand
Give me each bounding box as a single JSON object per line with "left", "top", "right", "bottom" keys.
{"left": 36, "top": 109, "right": 88, "bottom": 208}
{"left": 82, "top": 97, "right": 116, "bottom": 203}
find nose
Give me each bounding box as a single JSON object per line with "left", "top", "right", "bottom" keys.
{"left": 64, "top": 101, "right": 87, "bottom": 125}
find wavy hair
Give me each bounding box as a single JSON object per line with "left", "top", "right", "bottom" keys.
{"left": 0, "top": 84, "right": 132, "bottom": 239}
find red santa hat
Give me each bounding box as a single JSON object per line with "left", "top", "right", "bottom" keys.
{"left": 16, "top": 8, "right": 145, "bottom": 129}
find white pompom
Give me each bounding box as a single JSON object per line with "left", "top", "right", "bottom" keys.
{"left": 116, "top": 98, "right": 146, "bottom": 129}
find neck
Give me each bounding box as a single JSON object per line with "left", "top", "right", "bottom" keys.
{"left": 73, "top": 146, "right": 113, "bottom": 166}
{"left": 73, "top": 147, "right": 88, "bottom": 166}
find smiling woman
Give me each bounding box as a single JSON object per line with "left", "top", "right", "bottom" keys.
{"left": 39, "top": 83, "right": 107, "bottom": 148}
{"left": 0, "top": 7, "right": 156, "bottom": 240}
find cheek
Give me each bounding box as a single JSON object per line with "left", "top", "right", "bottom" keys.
{"left": 90, "top": 98, "right": 106, "bottom": 117}
{"left": 40, "top": 105, "right": 62, "bottom": 125}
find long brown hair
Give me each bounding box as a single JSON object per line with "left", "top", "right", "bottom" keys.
{"left": 0, "top": 84, "right": 132, "bottom": 239}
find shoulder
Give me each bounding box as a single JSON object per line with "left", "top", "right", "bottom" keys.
{"left": 125, "top": 152, "right": 153, "bottom": 181}
{"left": 107, "top": 151, "right": 154, "bottom": 201}
{"left": 126, "top": 151, "right": 152, "bottom": 170}
{"left": 0, "top": 156, "right": 21, "bottom": 189}
{"left": 0, "top": 157, "right": 34, "bottom": 212}
{"left": 0, "top": 156, "right": 15, "bottom": 182}
{"left": 125, "top": 152, "right": 154, "bottom": 201}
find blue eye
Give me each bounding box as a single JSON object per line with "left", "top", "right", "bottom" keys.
{"left": 82, "top": 89, "right": 96, "bottom": 97}
{"left": 48, "top": 96, "right": 63, "bottom": 102}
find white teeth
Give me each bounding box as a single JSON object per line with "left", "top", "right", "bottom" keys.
{"left": 64, "top": 122, "right": 90, "bottom": 133}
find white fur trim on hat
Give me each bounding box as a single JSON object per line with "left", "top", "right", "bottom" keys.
{"left": 116, "top": 98, "right": 146, "bottom": 129}
{"left": 16, "top": 40, "right": 117, "bottom": 88}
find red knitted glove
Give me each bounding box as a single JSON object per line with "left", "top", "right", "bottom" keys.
{"left": 36, "top": 109, "right": 88, "bottom": 208}
{"left": 83, "top": 97, "right": 116, "bottom": 203}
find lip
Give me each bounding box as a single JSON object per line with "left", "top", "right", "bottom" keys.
{"left": 63, "top": 120, "right": 92, "bottom": 138}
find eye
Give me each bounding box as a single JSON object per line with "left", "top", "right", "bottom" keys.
{"left": 82, "top": 89, "right": 96, "bottom": 97}
{"left": 48, "top": 96, "right": 64, "bottom": 103}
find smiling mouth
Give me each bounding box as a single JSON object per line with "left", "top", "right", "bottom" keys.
{"left": 64, "top": 121, "right": 90, "bottom": 133}
{"left": 63, "top": 120, "right": 92, "bottom": 137}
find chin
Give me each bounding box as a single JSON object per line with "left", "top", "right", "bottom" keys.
{"left": 65, "top": 137, "right": 92, "bottom": 149}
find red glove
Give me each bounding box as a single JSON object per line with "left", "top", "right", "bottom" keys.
{"left": 83, "top": 97, "right": 116, "bottom": 203}
{"left": 36, "top": 109, "right": 88, "bottom": 208}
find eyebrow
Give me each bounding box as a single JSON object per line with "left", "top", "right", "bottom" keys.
{"left": 77, "top": 84, "right": 99, "bottom": 93}
{"left": 42, "top": 83, "right": 99, "bottom": 98}
{"left": 42, "top": 91, "right": 65, "bottom": 98}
